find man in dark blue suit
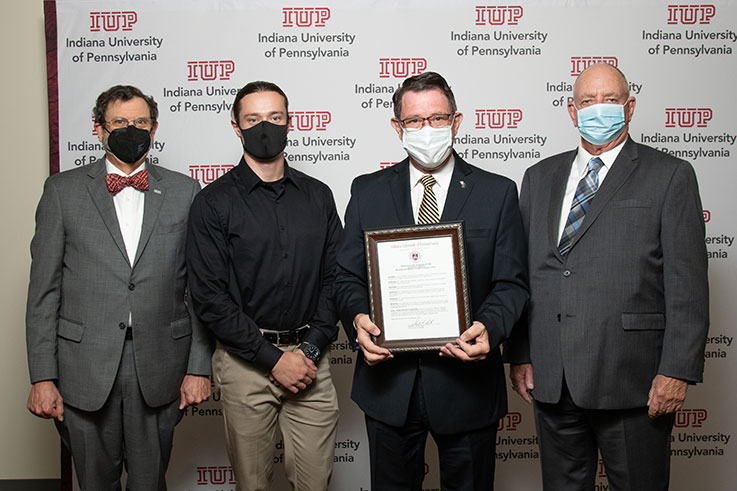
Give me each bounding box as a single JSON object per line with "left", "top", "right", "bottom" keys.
{"left": 334, "top": 72, "right": 529, "bottom": 490}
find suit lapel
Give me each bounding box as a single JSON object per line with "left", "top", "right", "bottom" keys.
{"left": 568, "top": 138, "right": 639, "bottom": 252}
{"left": 389, "top": 160, "right": 414, "bottom": 224}
{"left": 133, "top": 165, "right": 164, "bottom": 268}
{"left": 86, "top": 160, "right": 130, "bottom": 265}
{"left": 547, "top": 151, "right": 577, "bottom": 259}
{"left": 441, "top": 154, "right": 473, "bottom": 221}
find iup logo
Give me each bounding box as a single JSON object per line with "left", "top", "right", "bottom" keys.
{"left": 665, "top": 107, "right": 712, "bottom": 128}
{"left": 475, "top": 109, "right": 523, "bottom": 129}
{"left": 196, "top": 466, "right": 236, "bottom": 485}
{"left": 379, "top": 161, "right": 398, "bottom": 169}
{"left": 189, "top": 164, "right": 235, "bottom": 185}
{"left": 475, "top": 5, "right": 524, "bottom": 25}
{"left": 288, "top": 111, "right": 332, "bottom": 131}
{"left": 187, "top": 61, "right": 236, "bottom": 81}
{"left": 90, "top": 11, "right": 137, "bottom": 32}
{"left": 667, "top": 4, "right": 716, "bottom": 25}
{"left": 570, "top": 56, "right": 618, "bottom": 76}
{"left": 378, "top": 58, "right": 427, "bottom": 79}
{"left": 497, "top": 412, "right": 522, "bottom": 431}
{"left": 282, "top": 7, "right": 331, "bottom": 27}
{"left": 674, "top": 408, "right": 708, "bottom": 428}
{"left": 703, "top": 210, "right": 711, "bottom": 223}
{"left": 92, "top": 117, "right": 99, "bottom": 136}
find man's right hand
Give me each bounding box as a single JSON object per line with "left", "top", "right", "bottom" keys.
{"left": 355, "top": 313, "right": 393, "bottom": 366}
{"left": 509, "top": 363, "right": 535, "bottom": 404}
{"left": 27, "top": 380, "right": 64, "bottom": 421}
{"left": 269, "top": 351, "right": 317, "bottom": 394}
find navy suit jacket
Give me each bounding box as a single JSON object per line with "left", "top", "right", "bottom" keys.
{"left": 334, "top": 153, "right": 529, "bottom": 434}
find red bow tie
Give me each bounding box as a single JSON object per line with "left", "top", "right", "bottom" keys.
{"left": 106, "top": 170, "right": 149, "bottom": 195}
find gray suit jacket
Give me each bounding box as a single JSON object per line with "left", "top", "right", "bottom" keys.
{"left": 26, "top": 159, "right": 213, "bottom": 411}
{"left": 505, "top": 137, "right": 709, "bottom": 409}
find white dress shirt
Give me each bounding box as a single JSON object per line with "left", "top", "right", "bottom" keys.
{"left": 557, "top": 141, "right": 625, "bottom": 242}
{"left": 409, "top": 155, "right": 455, "bottom": 223}
{"left": 106, "top": 159, "right": 146, "bottom": 264}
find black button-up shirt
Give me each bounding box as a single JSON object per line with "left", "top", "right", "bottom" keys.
{"left": 186, "top": 159, "right": 342, "bottom": 370}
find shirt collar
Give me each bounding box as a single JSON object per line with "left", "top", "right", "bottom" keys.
{"left": 409, "top": 154, "right": 455, "bottom": 190}
{"left": 105, "top": 159, "right": 147, "bottom": 177}
{"left": 236, "top": 157, "right": 300, "bottom": 193}
{"left": 574, "top": 139, "right": 625, "bottom": 177}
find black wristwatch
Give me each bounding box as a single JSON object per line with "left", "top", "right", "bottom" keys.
{"left": 297, "top": 342, "right": 321, "bottom": 362}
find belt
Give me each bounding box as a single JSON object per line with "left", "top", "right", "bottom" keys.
{"left": 261, "top": 325, "right": 309, "bottom": 346}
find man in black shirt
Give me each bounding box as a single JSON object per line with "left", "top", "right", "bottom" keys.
{"left": 186, "top": 81, "right": 342, "bottom": 491}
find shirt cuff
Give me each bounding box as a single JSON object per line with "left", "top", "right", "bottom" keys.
{"left": 253, "top": 341, "right": 284, "bottom": 371}
{"left": 303, "top": 327, "right": 332, "bottom": 354}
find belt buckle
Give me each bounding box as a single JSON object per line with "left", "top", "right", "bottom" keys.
{"left": 277, "top": 331, "right": 293, "bottom": 346}
{"left": 263, "top": 325, "right": 309, "bottom": 347}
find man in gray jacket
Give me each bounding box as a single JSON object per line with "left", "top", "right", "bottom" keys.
{"left": 26, "top": 85, "right": 213, "bottom": 490}
{"left": 506, "top": 64, "right": 709, "bottom": 490}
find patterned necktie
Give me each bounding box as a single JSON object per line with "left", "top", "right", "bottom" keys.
{"left": 417, "top": 174, "right": 440, "bottom": 224}
{"left": 106, "top": 169, "right": 149, "bottom": 195}
{"left": 558, "top": 157, "right": 604, "bottom": 255}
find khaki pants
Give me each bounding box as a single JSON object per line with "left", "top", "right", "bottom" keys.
{"left": 213, "top": 345, "right": 339, "bottom": 491}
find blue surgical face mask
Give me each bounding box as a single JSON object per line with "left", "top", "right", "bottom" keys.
{"left": 575, "top": 101, "right": 628, "bottom": 146}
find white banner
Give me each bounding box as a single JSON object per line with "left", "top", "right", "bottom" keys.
{"left": 47, "top": 0, "right": 736, "bottom": 489}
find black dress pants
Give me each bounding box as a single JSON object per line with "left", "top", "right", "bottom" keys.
{"left": 365, "top": 369, "right": 497, "bottom": 491}
{"left": 534, "top": 380, "right": 674, "bottom": 491}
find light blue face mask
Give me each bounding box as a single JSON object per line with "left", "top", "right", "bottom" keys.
{"left": 575, "top": 102, "right": 628, "bottom": 146}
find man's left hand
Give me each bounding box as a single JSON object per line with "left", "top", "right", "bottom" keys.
{"left": 439, "top": 321, "right": 490, "bottom": 361}
{"left": 179, "top": 375, "right": 212, "bottom": 410}
{"left": 647, "top": 374, "right": 688, "bottom": 419}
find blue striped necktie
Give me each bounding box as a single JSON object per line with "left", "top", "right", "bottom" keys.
{"left": 417, "top": 174, "right": 440, "bottom": 224}
{"left": 558, "top": 157, "right": 604, "bottom": 255}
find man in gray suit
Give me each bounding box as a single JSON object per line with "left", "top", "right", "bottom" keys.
{"left": 26, "top": 85, "right": 213, "bottom": 490}
{"left": 506, "top": 63, "right": 709, "bottom": 490}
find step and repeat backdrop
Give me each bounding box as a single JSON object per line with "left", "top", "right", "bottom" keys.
{"left": 44, "top": 0, "right": 735, "bottom": 489}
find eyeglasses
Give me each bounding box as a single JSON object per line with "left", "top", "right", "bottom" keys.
{"left": 105, "top": 117, "right": 154, "bottom": 130}
{"left": 398, "top": 113, "right": 455, "bottom": 131}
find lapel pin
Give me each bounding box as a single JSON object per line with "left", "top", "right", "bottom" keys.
{"left": 153, "top": 189, "right": 162, "bottom": 194}
{"left": 460, "top": 180, "right": 466, "bottom": 189}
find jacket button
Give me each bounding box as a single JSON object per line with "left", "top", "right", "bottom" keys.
{"left": 563, "top": 270, "right": 571, "bottom": 277}
{"left": 128, "top": 283, "right": 135, "bottom": 290}
{"left": 119, "top": 322, "right": 126, "bottom": 330}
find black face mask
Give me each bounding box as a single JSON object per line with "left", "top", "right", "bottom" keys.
{"left": 239, "top": 121, "right": 288, "bottom": 160}
{"left": 106, "top": 125, "right": 152, "bottom": 164}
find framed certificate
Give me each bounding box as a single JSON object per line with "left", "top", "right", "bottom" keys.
{"left": 364, "top": 222, "right": 471, "bottom": 351}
